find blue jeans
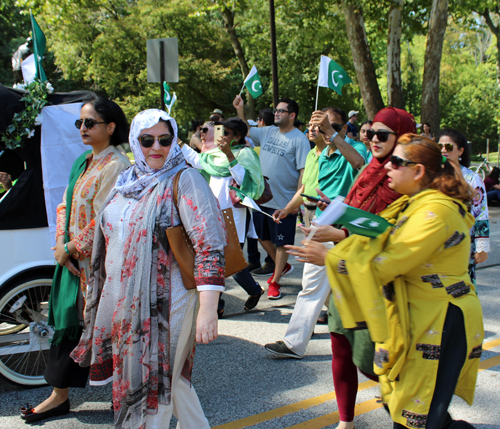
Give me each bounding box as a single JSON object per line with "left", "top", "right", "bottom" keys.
{"left": 487, "top": 189, "right": 500, "bottom": 203}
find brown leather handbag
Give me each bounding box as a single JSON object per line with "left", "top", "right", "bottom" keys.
{"left": 166, "top": 169, "right": 247, "bottom": 290}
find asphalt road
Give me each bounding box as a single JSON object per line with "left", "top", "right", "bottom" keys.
{"left": 1, "top": 207, "right": 499, "bottom": 429}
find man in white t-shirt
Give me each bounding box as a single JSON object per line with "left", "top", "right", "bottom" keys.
{"left": 233, "top": 95, "right": 310, "bottom": 299}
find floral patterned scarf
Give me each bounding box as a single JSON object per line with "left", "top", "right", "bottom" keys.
{"left": 114, "top": 109, "right": 186, "bottom": 199}
{"left": 72, "top": 109, "right": 189, "bottom": 428}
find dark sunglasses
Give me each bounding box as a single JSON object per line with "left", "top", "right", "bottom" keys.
{"left": 273, "top": 109, "right": 289, "bottom": 115}
{"left": 367, "top": 129, "right": 396, "bottom": 142}
{"left": 75, "top": 118, "right": 107, "bottom": 130}
{"left": 437, "top": 142, "right": 455, "bottom": 152}
{"left": 390, "top": 155, "right": 417, "bottom": 169}
{"left": 138, "top": 134, "right": 174, "bottom": 148}
{"left": 332, "top": 123, "right": 344, "bottom": 133}
{"left": 223, "top": 130, "right": 233, "bottom": 136}
{"left": 200, "top": 127, "right": 209, "bottom": 133}
{"left": 318, "top": 123, "right": 343, "bottom": 135}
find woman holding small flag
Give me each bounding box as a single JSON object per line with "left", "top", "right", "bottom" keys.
{"left": 291, "top": 107, "right": 416, "bottom": 429}
{"left": 181, "top": 117, "right": 266, "bottom": 313}
{"left": 288, "top": 134, "right": 482, "bottom": 428}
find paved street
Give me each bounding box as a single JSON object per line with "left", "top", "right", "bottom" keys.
{"left": 1, "top": 207, "right": 499, "bottom": 429}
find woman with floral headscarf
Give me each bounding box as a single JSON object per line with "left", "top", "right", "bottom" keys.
{"left": 71, "top": 109, "right": 226, "bottom": 429}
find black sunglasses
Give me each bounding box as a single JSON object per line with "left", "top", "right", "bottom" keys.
{"left": 317, "top": 123, "right": 343, "bottom": 135}
{"left": 273, "top": 109, "right": 289, "bottom": 115}
{"left": 390, "top": 155, "right": 417, "bottom": 169}
{"left": 367, "top": 129, "right": 396, "bottom": 142}
{"left": 75, "top": 118, "right": 107, "bottom": 130}
{"left": 437, "top": 142, "right": 455, "bottom": 152}
{"left": 138, "top": 134, "right": 174, "bottom": 148}
{"left": 332, "top": 123, "right": 344, "bottom": 133}
{"left": 200, "top": 127, "right": 209, "bottom": 133}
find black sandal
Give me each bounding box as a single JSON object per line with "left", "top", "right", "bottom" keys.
{"left": 21, "top": 399, "right": 70, "bottom": 423}
{"left": 244, "top": 286, "right": 265, "bottom": 311}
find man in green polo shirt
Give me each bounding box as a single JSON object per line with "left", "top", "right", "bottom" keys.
{"left": 265, "top": 106, "right": 367, "bottom": 359}
{"left": 272, "top": 124, "right": 327, "bottom": 228}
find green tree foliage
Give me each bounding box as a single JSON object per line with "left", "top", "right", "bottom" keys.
{"left": 0, "top": 0, "right": 30, "bottom": 87}
{"left": 2, "top": 0, "right": 498, "bottom": 148}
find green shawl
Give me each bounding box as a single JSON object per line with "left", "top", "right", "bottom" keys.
{"left": 48, "top": 150, "right": 92, "bottom": 345}
{"left": 198, "top": 145, "right": 264, "bottom": 200}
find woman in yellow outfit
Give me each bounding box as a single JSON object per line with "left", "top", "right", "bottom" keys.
{"left": 287, "top": 135, "right": 483, "bottom": 428}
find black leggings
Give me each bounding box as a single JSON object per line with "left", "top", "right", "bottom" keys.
{"left": 392, "top": 304, "right": 474, "bottom": 428}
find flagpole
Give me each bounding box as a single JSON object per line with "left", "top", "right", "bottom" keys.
{"left": 238, "top": 82, "right": 246, "bottom": 96}
{"left": 315, "top": 84, "right": 320, "bottom": 111}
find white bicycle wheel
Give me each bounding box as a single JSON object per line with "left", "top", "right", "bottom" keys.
{"left": 0, "top": 277, "right": 52, "bottom": 386}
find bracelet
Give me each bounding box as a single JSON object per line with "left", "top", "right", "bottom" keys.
{"left": 340, "top": 228, "right": 350, "bottom": 239}
{"left": 64, "top": 242, "right": 71, "bottom": 255}
{"left": 229, "top": 159, "right": 238, "bottom": 168}
{"left": 329, "top": 132, "right": 339, "bottom": 143}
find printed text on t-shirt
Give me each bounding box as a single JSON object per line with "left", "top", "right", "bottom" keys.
{"left": 262, "top": 137, "right": 288, "bottom": 157}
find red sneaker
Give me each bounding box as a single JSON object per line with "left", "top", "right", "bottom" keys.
{"left": 267, "top": 263, "right": 294, "bottom": 284}
{"left": 268, "top": 281, "right": 282, "bottom": 300}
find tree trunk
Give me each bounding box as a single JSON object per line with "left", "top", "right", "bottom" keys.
{"left": 420, "top": 0, "right": 448, "bottom": 135}
{"left": 481, "top": 7, "right": 500, "bottom": 152}
{"left": 220, "top": 7, "right": 256, "bottom": 119}
{"left": 387, "top": 0, "right": 404, "bottom": 108}
{"left": 343, "top": 1, "right": 385, "bottom": 119}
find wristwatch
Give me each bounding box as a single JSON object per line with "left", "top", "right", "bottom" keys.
{"left": 329, "top": 132, "right": 339, "bottom": 143}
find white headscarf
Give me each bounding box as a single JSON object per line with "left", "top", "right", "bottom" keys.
{"left": 114, "top": 109, "right": 186, "bottom": 199}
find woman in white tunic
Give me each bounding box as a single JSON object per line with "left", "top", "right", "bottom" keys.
{"left": 71, "top": 109, "right": 226, "bottom": 429}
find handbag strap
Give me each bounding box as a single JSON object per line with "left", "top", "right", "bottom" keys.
{"left": 172, "top": 168, "right": 186, "bottom": 213}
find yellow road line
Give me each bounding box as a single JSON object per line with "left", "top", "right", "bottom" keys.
{"left": 212, "top": 380, "right": 377, "bottom": 428}
{"left": 483, "top": 337, "right": 500, "bottom": 351}
{"left": 285, "top": 399, "right": 382, "bottom": 429}
{"left": 213, "top": 338, "right": 500, "bottom": 429}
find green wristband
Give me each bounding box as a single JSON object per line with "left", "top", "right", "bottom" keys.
{"left": 229, "top": 159, "right": 238, "bottom": 168}
{"left": 64, "top": 242, "right": 71, "bottom": 255}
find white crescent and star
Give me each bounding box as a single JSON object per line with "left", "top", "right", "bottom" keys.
{"left": 331, "top": 70, "right": 343, "bottom": 87}
{"left": 251, "top": 81, "right": 262, "bottom": 92}
{"left": 348, "top": 217, "right": 380, "bottom": 229}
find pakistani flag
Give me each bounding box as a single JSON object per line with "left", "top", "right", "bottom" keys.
{"left": 317, "top": 55, "right": 352, "bottom": 96}
{"left": 244, "top": 66, "right": 263, "bottom": 99}
{"left": 163, "top": 82, "right": 177, "bottom": 115}
{"left": 313, "top": 196, "right": 391, "bottom": 238}
{"left": 30, "top": 11, "right": 47, "bottom": 82}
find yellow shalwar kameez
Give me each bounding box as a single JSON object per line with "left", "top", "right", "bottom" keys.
{"left": 326, "top": 189, "right": 483, "bottom": 428}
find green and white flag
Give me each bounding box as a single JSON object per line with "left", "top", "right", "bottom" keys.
{"left": 163, "top": 82, "right": 177, "bottom": 115}
{"left": 243, "top": 66, "right": 263, "bottom": 99}
{"left": 313, "top": 196, "right": 391, "bottom": 238}
{"left": 30, "top": 11, "right": 47, "bottom": 82}
{"left": 317, "top": 55, "right": 352, "bottom": 96}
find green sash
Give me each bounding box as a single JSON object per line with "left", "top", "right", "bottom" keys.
{"left": 199, "top": 145, "right": 264, "bottom": 200}
{"left": 48, "top": 150, "right": 92, "bottom": 345}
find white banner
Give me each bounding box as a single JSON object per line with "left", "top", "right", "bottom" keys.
{"left": 41, "top": 103, "right": 87, "bottom": 247}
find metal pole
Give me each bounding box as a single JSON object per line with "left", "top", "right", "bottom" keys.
{"left": 160, "top": 41, "right": 165, "bottom": 110}
{"left": 269, "top": 0, "right": 279, "bottom": 108}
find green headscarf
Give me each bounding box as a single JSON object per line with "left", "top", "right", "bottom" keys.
{"left": 198, "top": 144, "right": 264, "bottom": 200}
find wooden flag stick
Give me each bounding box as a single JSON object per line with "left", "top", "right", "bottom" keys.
{"left": 238, "top": 82, "right": 246, "bottom": 96}
{"left": 315, "top": 84, "right": 320, "bottom": 111}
